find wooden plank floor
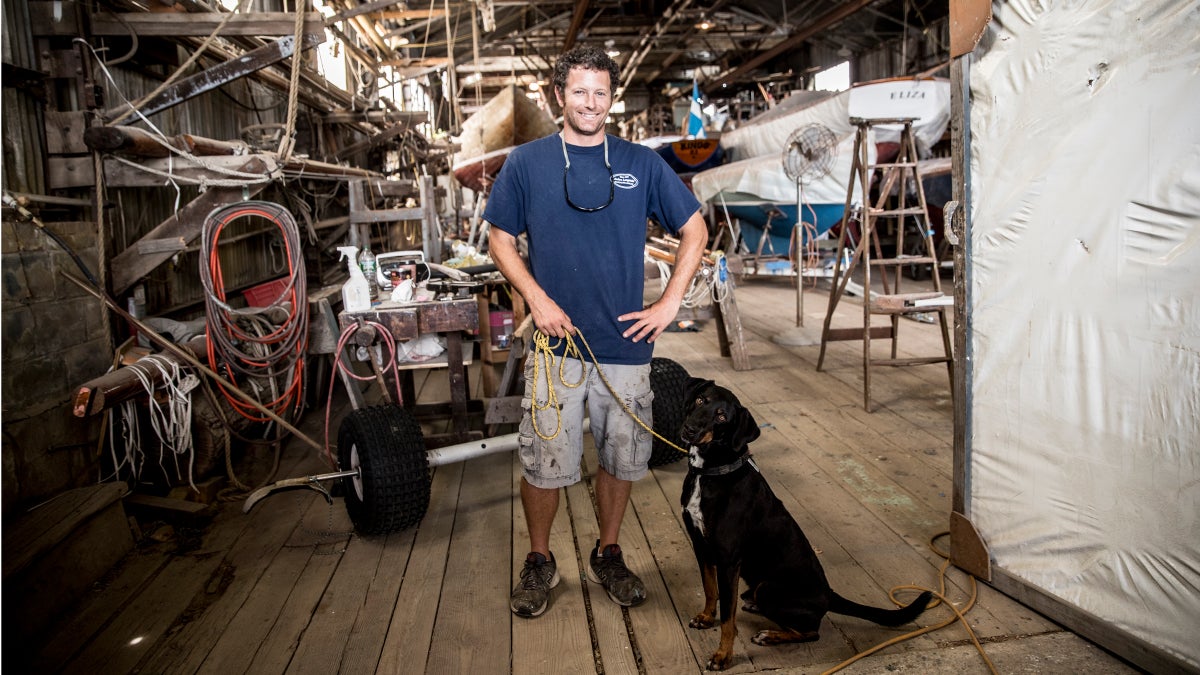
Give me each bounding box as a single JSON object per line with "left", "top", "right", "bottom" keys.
{"left": 26, "top": 277, "right": 1140, "bottom": 674}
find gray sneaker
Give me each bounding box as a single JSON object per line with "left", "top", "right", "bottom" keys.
{"left": 586, "top": 540, "right": 646, "bottom": 607}
{"left": 510, "top": 551, "right": 560, "bottom": 618}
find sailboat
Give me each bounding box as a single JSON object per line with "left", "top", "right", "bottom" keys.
{"left": 692, "top": 77, "right": 952, "bottom": 255}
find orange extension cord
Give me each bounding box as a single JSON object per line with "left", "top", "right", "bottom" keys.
{"left": 201, "top": 201, "right": 308, "bottom": 424}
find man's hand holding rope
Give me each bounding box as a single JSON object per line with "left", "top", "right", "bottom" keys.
{"left": 526, "top": 294, "right": 576, "bottom": 340}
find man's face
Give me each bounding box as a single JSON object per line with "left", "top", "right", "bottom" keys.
{"left": 556, "top": 66, "right": 613, "bottom": 139}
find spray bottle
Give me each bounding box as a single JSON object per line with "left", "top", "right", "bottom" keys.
{"left": 337, "top": 246, "right": 372, "bottom": 312}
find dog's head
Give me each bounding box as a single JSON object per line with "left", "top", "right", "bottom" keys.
{"left": 679, "top": 377, "right": 760, "bottom": 463}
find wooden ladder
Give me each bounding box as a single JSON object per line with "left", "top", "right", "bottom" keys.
{"left": 816, "top": 117, "right": 954, "bottom": 411}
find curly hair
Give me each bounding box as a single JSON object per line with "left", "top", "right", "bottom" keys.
{"left": 552, "top": 45, "right": 621, "bottom": 95}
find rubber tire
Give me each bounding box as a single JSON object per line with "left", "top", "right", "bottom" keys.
{"left": 648, "top": 357, "right": 690, "bottom": 467}
{"left": 338, "top": 405, "right": 430, "bottom": 534}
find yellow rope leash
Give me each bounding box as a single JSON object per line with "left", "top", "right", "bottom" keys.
{"left": 529, "top": 328, "right": 688, "bottom": 454}
{"left": 821, "top": 532, "right": 998, "bottom": 675}
{"left": 527, "top": 333, "right": 992, "bottom": 673}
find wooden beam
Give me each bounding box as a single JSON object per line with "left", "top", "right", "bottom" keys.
{"left": 101, "top": 33, "right": 323, "bottom": 123}
{"left": 615, "top": 0, "right": 694, "bottom": 101}
{"left": 379, "top": 56, "right": 450, "bottom": 69}
{"left": 176, "top": 35, "right": 350, "bottom": 113}
{"left": 335, "top": 124, "right": 409, "bottom": 160}
{"left": 73, "top": 339, "right": 205, "bottom": 417}
{"left": 47, "top": 157, "right": 95, "bottom": 190}
{"left": 90, "top": 11, "right": 324, "bottom": 37}
{"left": 562, "top": 0, "right": 591, "bottom": 52}
{"left": 85, "top": 125, "right": 249, "bottom": 158}
{"left": 323, "top": 109, "right": 429, "bottom": 124}
{"left": 102, "top": 155, "right": 279, "bottom": 188}
{"left": 85, "top": 125, "right": 188, "bottom": 158}
{"left": 325, "top": 0, "right": 407, "bottom": 24}
{"left": 374, "top": 8, "right": 447, "bottom": 20}
{"left": 709, "top": 0, "right": 880, "bottom": 90}
{"left": 109, "top": 157, "right": 271, "bottom": 294}
{"left": 44, "top": 111, "right": 90, "bottom": 155}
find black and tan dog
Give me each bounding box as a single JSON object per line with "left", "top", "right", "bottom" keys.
{"left": 679, "top": 377, "right": 932, "bottom": 670}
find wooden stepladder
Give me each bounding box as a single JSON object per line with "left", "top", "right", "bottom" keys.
{"left": 817, "top": 117, "right": 954, "bottom": 411}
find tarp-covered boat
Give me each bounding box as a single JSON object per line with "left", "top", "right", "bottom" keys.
{"left": 692, "top": 78, "right": 952, "bottom": 253}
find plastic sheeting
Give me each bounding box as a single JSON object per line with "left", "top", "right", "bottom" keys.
{"left": 691, "top": 134, "right": 869, "bottom": 208}
{"left": 966, "top": 0, "right": 1200, "bottom": 668}
{"left": 719, "top": 79, "right": 952, "bottom": 162}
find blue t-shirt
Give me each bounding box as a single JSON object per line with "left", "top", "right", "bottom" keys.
{"left": 485, "top": 133, "right": 700, "bottom": 365}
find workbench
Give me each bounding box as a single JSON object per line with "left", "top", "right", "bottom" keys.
{"left": 334, "top": 297, "right": 482, "bottom": 446}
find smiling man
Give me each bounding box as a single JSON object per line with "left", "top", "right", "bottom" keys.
{"left": 485, "top": 45, "right": 708, "bottom": 618}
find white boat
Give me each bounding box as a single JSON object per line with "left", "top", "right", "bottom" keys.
{"left": 692, "top": 78, "right": 952, "bottom": 255}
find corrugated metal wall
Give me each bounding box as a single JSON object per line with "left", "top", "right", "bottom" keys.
{"left": 2, "top": 0, "right": 46, "bottom": 194}
{"left": 856, "top": 18, "right": 949, "bottom": 82}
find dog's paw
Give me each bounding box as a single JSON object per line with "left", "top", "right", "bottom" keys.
{"left": 752, "top": 628, "right": 820, "bottom": 645}
{"left": 706, "top": 651, "right": 733, "bottom": 670}
{"left": 689, "top": 613, "right": 715, "bottom": 629}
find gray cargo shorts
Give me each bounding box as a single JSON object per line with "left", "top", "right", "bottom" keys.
{"left": 518, "top": 354, "right": 653, "bottom": 489}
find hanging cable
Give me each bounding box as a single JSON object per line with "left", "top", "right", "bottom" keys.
{"left": 103, "top": 354, "right": 199, "bottom": 492}
{"left": 201, "top": 201, "right": 308, "bottom": 424}
{"left": 323, "top": 320, "right": 404, "bottom": 468}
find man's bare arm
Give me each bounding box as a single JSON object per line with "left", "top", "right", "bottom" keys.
{"left": 487, "top": 224, "right": 574, "bottom": 338}
{"left": 618, "top": 210, "right": 709, "bottom": 343}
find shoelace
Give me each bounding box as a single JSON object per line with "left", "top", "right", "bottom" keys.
{"left": 520, "top": 561, "right": 552, "bottom": 589}
{"left": 597, "top": 553, "right": 631, "bottom": 580}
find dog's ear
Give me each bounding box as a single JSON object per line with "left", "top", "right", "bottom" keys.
{"left": 685, "top": 377, "right": 712, "bottom": 403}
{"left": 732, "top": 402, "right": 761, "bottom": 447}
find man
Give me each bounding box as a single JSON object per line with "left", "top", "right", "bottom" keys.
{"left": 485, "top": 45, "right": 708, "bottom": 618}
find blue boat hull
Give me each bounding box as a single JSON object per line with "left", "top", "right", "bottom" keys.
{"left": 725, "top": 203, "right": 845, "bottom": 255}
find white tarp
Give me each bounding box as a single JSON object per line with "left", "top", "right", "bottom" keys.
{"left": 720, "top": 79, "right": 952, "bottom": 162}
{"left": 690, "top": 134, "right": 870, "bottom": 207}
{"left": 967, "top": 0, "right": 1200, "bottom": 669}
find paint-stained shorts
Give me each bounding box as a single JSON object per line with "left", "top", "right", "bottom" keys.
{"left": 518, "top": 355, "right": 653, "bottom": 489}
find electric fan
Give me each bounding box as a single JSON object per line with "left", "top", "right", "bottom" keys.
{"left": 774, "top": 123, "right": 837, "bottom": 347}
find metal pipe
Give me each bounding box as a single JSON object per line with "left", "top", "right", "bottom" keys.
{"left": 427, "top": 432, "right": 521, "bottom": 467}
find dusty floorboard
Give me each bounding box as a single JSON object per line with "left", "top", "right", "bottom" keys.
{"left": 27, "top": 276, "right": 1140, "bottom": 674}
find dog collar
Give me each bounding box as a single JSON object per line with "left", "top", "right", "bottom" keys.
{"left": 690, "top": 454, "right": 758, "bottom": 476}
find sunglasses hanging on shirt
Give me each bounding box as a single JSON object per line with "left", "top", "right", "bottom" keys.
{"left": 560, "top": 132, "right": 615, "bottom": 212}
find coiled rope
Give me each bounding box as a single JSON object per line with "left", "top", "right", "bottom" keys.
{"left": 528, "top": 329, "right": 687, "bottom": 454}
{"left": 201, "top": 201, "right": 308, "bottom": 423}
{"left": 649, "top": 253, "right": 730, "bottom": 309}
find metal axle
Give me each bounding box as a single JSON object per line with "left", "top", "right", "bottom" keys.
{"left": 242, "top": 433, "right": 522, "bottom": 513}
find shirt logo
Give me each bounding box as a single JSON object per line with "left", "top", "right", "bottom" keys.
{"left": 613, "top": 173, "right": 639, "bottom": 190}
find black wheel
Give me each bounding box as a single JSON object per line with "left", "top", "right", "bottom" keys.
{"left": 338, "top": 405, "right": 430, "bottom": 534}
{"left": 648, "top": 357, "right": 690, "bottom": 467}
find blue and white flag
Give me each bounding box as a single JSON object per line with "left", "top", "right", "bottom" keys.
{"left": 687, "top": 81, "right": 706, "bottom": 139}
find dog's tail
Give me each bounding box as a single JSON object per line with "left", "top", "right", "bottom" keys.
{"left": 829, "top": 590, "right": 933, "bottom": 627}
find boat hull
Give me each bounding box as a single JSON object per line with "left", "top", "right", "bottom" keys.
{"left": 722, "top": 202, "right": 845, "bottom": 255}
{"left": 451, "top": 147, "right": 513, "bottom": 194}
{"left": 453, "top": 85, "right": 557, "bottom": 194}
